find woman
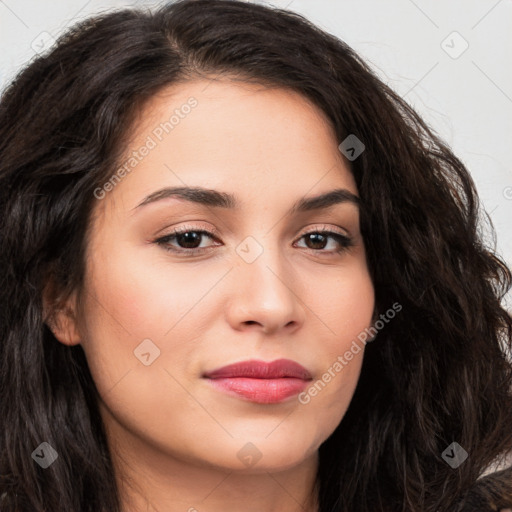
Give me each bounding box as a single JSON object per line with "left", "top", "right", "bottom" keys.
{"left": 0, "top": 1, "right": 511, "bottom": 511}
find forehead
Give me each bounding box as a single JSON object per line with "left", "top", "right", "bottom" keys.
{"left": 124, "top": 76, "right": 343, "bottom": 165}
{"left": 92, "top": 77, "right": 357, "bottom": 220}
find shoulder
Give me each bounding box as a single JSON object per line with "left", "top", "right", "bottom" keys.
{"left": 457, "top": 463, "right": 512, "bottom": 511}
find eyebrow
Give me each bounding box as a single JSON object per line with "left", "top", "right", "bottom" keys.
{"left": 133, "top": 186, "right": 360, "bottom": 214}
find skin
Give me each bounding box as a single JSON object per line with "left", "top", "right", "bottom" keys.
{"left": 49, "top": 77, "right": 375, "bottom": 512}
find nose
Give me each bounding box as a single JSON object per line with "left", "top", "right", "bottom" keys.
{"left": 225, "top": 246, "right": 306, "bottom": 336}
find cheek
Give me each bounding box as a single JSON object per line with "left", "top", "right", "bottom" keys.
{"left": 77, "top": 243, "right": 226, "bottom": 393}
{"left": 83, "top": 242, "right": 209, "bottom": 338}
{"left": 75, "top": 244, "right": 174, "bottom": 391}
{"left": 297, "top": 260, "right": 374, "bottom": 431}
{"left": 314, "top": 259, "right": 375, "bottom": 348}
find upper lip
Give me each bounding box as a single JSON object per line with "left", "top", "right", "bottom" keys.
{"left": 203, "top": 358, "right": 313, "bottom": 380}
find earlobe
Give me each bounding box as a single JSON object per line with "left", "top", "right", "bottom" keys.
{"left": 42, "top": 286, "right": 81, "bottom": 346}
{"left": 45, "top": 305, "right": 81, "bottom": 346}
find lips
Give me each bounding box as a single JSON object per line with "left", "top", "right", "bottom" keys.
{"left": 203, "top": 359, "right": 313, "bottom": 404}
{"left": 203, "top": 358, "right": 312, "bottom": 380}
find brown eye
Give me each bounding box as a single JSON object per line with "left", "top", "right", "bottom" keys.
{"left": 295, "top": 230, "right": 354, "bottom": 254}
{"left": 174, "top": 231, "right": 203, "bottom": 249}
{"left": 154, "top": 226, "right": 353, "bottom": 257}
{"left": 304, "top": 232, "right": 329, "bottom": 250}
{"left": 155, "top": 227, "right": 220, "bottom": 255}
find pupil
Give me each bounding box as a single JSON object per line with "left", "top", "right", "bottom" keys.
{"left": 307, "top": 233, "right": 326, "bottom": 249}
{"left": 179, "top": 232, "right": 201, "bottom": 248}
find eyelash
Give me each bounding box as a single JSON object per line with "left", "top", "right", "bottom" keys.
{"left": 154, "top": 224, "right": 354, "bottom": 257}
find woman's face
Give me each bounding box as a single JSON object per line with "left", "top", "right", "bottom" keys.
{"left": 55, "top": 78, "right": 375, "bottom": 474}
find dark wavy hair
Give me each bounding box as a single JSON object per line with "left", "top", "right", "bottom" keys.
{"left": 1, "top": 1, "right": 511, "bottom": 511}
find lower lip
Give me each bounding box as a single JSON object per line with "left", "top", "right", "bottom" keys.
{"left": 205, "top": 377, "right": 309, "bottom": 404}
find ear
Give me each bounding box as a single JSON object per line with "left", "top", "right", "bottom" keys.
{"left": 42, "top": 281, "right": 81, "bottom": 346}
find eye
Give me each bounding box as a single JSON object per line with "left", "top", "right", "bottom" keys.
{"left": 294, "top": 227, "right": 354, "bottom": 255}
{"left": 153, "top": 224, "right": 354, "bottom": 256}
{"left": 154, "top": 225, "right": 221, "bottom": 255}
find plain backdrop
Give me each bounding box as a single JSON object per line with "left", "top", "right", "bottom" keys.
{"left": 1, "top": 0, "right": 511, "bottom": 308}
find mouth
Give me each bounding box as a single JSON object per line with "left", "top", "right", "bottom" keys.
{"left": 202, "top": 358, "right": 313, "bottom": 404}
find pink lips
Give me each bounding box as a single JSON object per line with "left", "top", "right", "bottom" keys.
{"left": 203, "top": 359, "right": 312, "bottom": 404}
